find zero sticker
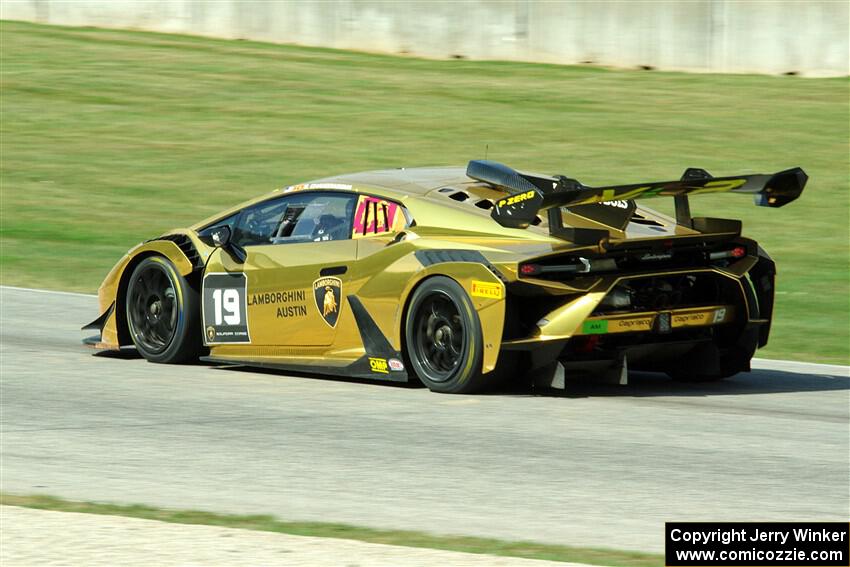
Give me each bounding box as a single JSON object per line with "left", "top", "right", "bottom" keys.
{"left": 496, "top": 190, "right": 536, "bottom": 208}
{"left": 470, "top": 280, "right": 503, "bottom": 299}
{"left": 202, "top": 273, "right": 250, "bottom": 344}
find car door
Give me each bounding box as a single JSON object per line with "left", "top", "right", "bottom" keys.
{"left": 202, "top": 191, "right": 359, "bottom": 348}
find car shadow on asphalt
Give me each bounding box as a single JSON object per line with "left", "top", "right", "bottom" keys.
{"left": 212, "top": 363, "right": 848, "bottom": 399}
{"left": 503, "top": 368, "right": 850, "bottom": 399}
{"left": 92, "top": 347, "right": 142, "bottom": 359}
{"left": 94, "top": 347, "right": 848, "bottom": 399}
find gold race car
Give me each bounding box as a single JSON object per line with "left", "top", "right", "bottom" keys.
{"left": 84, "top": 160, "right": 807, "bottom": 393}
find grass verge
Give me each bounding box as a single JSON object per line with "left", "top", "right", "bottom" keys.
{"left": 1, "top": 493, "right": 663, "bottom": 566}
{"left": 1, "top": 20, "right": 847, "bottom": 362}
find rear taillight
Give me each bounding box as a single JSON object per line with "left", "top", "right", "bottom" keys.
{"left": 520, "top": 263, "right": 541, "bottom": 276}
{"left": 519, "top": 257, "right": 602, "bottom": 278}
{"left": 709, "top": 246, "right": 748, "bottom": 260}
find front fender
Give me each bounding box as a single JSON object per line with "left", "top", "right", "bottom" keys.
{"left": 95, "top": 236, "right": 201, "bottom": 348}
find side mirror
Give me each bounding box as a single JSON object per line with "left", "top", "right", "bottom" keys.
{"left": 198, "top": 225, "right": 231, "bottom": 248}
{"left": 197, "top": 225, "right": 246, "bottom": 264}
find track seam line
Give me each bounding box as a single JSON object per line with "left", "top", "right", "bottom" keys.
{"left": 0, "top": 285, "right": 97, "bottom": 298}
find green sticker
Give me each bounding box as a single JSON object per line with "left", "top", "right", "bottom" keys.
{"left": 582, "top": 320, "right": 608, "bottom": 334}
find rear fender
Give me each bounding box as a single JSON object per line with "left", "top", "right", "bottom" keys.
{"left": 749, "top": 246, "right": 776, "bottom": 347}
{"left": 400, "top": 262, "right": 506, "bottom": 374}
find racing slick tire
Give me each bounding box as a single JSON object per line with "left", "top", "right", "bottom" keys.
{"left": 404, "top": 276, "right": 486, "bottom": 394}
{"left": 125, "top": 256, "right": 203, "bottom": 363}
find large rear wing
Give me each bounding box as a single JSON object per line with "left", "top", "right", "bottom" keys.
{"left": 467, "top": 160, "right": 808, "bottom": 234}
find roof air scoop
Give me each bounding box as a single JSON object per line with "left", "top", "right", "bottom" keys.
{"left": 466, "top": 160, "right": 540, "bottom": 194}
{"left": 466, "top": 159, "right": 584, "bottom": 229}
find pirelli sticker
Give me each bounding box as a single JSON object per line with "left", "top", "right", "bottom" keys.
{"left": 470, "top": 280, "right": 503, "bottom": 299}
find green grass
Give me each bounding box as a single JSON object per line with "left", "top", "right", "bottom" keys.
{"left": 1, "top": 493, "right": 662, "bottom": 566}
{"left": 1, "top": 20, "right": 847, "bottom": 363}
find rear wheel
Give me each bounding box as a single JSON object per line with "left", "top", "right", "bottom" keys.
{"left": 126, "top": 256, "right": 202, "bottom": 363}
{"left": 404, "top": 277, "right": 486, "bottom": 394}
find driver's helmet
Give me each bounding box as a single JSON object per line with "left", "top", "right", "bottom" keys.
{"left": 312, "top": 213, "right": 346, "bottom": 241}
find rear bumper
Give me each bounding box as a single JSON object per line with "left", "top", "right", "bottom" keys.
{"left": 499, "top": 250, "right": 774, "bottom": 375}
{"left": 574, "top": 304, "right": 734, "bottom": 336}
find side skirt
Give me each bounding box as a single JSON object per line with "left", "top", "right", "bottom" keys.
{"left": 199, "top": 355, "right": 408, "bottom": 382}
{"left": 199, "top": 294, "right": 410, "bottom": 383}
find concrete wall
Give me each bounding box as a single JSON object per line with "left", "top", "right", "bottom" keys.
{"left": 2, "top": 0, "right": 848, "bottom": 76}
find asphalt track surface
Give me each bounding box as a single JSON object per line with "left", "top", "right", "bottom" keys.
{"left": 1, "top": 286, "right": 848, "bottom": 553}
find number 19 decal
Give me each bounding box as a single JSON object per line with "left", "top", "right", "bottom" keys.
{"left": 212, "top": 288, "right": 241, "bottom": 325}
{"left": 202, "top": 273, "right": 250, "bottom": 344}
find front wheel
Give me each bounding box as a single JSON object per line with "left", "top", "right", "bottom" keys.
{"left": 404, "top": 276, "right": 486, "bottom": 394}
{"left": 125, "top": 256, "right": 202, "bottom": 363}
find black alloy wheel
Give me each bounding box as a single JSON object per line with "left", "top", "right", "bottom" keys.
{"left": 405, "top": 276, "right": 486, "bottom": 394}
{"left": 128, "top": 262, "right": 177, "bottom": 353}
{"left": 412, "top": 291, "right": 465, "bottom": 381}
{"left": 125, "top": 256, "right": 202, "bottom": 363}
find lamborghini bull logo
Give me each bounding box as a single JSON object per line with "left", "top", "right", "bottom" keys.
{"left": 323, "top": 288, "right": 337, "bottom": 316}
{"left": 313, "top": 277, "right": 342, "bottom": 328}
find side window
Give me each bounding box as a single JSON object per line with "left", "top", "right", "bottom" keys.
{"left": 351, "top": 195, "right": 409, "bottom": 238}
{"left": 201, "top": 212, "right": 239, "bottom": 234}
{"left": 233, "top": 192, "right": 357, "bottom": 247}
{"left": 233, "top": 199, "right": 290, "bottom": 247}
